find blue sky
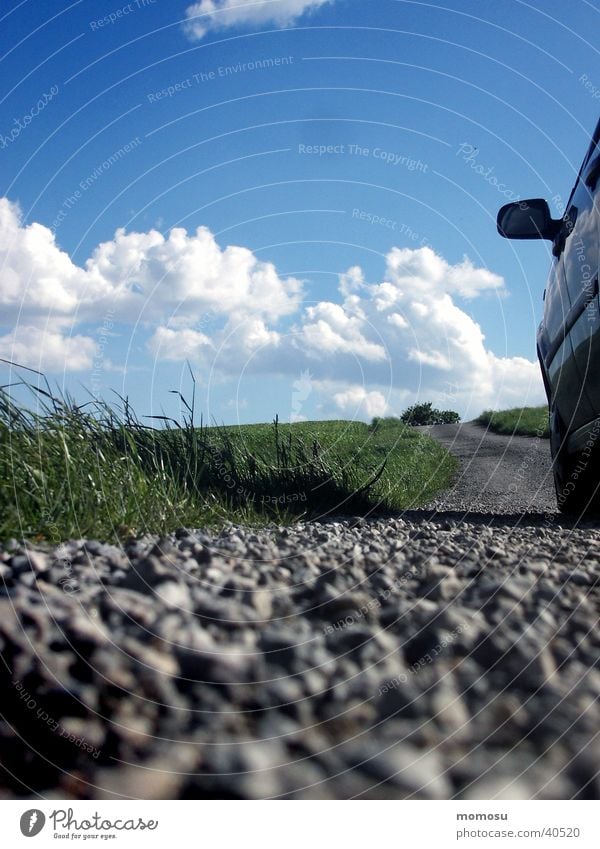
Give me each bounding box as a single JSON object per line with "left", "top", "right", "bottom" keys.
{"left": 1, "top": 0, "right": 598, "bottom": 424}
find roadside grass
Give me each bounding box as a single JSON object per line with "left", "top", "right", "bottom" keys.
{"left": 477, "top": 406, "right": 549, "bottom": 438}
{"left": 0, "top": 382, "right": 457, "bottom": 543}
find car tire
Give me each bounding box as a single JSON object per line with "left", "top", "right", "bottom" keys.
{"left": 550, "top": 406, "right": 599, "bottom": 515}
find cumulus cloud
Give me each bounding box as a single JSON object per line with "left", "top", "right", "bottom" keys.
{"left": 292, "top": 246, "right": 540, "bottom": 417}
{"left": 148, "top": 327, "right": 213, "bottom": 361}
{"left": 205, "top": 244, "right": 539, "bottom": 417}
{"left": 0, "top": 326, "right": 97, "bottom": 372}
{"left": 184, "top": 0, "right": 332, "bottom": 40}
{"left": 373, "top": 247, "right": 534, "bottom": 409}
{"left": 0, "top": 197, "right": 301, "bottom": 372}
{"left": 333, "top": 386, "right": 388, "bottom": 419}
{"left": 299, "top": 302, "right": 386, "bottom": 362}
{"left": 84, "top": 225, "right": 302, "bottom": 325}
{"left": 0, "top": 195, "right": 543, "bottom": 418}
{"left": 0, "top": 199, "right": 84, "bottom": 321}
{"left": 382, "top": 246, "right": 504, "bottom": 301}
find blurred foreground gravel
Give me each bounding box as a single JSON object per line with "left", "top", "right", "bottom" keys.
{"left": 1, "top": 512, "right": 600, "bottom": 800}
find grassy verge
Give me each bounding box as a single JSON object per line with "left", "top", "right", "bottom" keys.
{"left": 0, "top": 384, "right": 457, "bottom": 543}
{"left": 477, "top": 406, "right": 549, "bottom": 438}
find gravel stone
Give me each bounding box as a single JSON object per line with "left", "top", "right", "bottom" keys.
{"left": 1, "top": 467, "right": 600, "bottom": 799}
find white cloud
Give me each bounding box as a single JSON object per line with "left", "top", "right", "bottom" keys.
{"left": 299, "top": 301, "right": 386, "bottom": 362}
{"left": 184, "top": 0, "right": 332, "bottom": 39}
{"left": 0, "top": 326, "right": 96, "bottom": 372}
{"left": 83, "top": 224, "right": 302, "bottom": 325}
{"left": 0, "top": 199, "right": 84, "bottom": 321}
{"left": 0, "top": 198, "right": 302, "bottom": 328}
{"left": 0, "top": 197, "right": 301, "bottom": 373}
{"left": 383, "top": 247, "right": 504, "bottom": 301}
{"left": 308, "top": 246, "right": 541, "bottom": 417}
{"left": 333, "top": 386, "right": 388, "bottom": 419}
{"left": 235, "top": 317, "right": 280, "bottom": 351}
{"left": 237, "top": 244, "right": 537, "bottom": 419}
{"left": 148, "top": 326, "right": 212, "bottom": 361}
{"left": 0, "top": 196, "right": 543, "bottom": 417}
{"left": 408, "top": 348, "right": 451, "bottom": 370}
{"left": 485, "top": 354, "right": 542, "bottom": 410}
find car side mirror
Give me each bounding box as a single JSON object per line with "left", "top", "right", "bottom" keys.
{"left": 497, "top": 199, "right": 561, "bottom": 241}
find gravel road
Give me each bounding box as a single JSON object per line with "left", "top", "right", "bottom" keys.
{"left": 419, "top": 421, "right": 557, "bottom": 514}
{"left": 1, "top": 425, "right": 599, "bottom": 801}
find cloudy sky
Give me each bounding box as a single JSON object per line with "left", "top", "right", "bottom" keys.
{"left": 0, "top": 0, "right": 598, "bottom": 423}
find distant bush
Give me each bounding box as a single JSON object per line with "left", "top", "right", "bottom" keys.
{"left": 399, "top": 402, "right": 461, "bottom": 426}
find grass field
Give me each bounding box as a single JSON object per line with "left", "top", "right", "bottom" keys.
{"left": 0, "top": 388, "right": 457, "bottom": 543}
{"left": 477, "top": 406, "right": 550, "bottom": 438}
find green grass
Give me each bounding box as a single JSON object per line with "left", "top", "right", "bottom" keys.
{"left": 0, "top": 382, "right": 458, "bottom": 543}
{"left": 476, "top": 406, "right": 550, "bottom": 438}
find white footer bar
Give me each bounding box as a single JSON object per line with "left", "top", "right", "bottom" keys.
{"left": 0, "top": 800, "right": 597, "bottom": 847}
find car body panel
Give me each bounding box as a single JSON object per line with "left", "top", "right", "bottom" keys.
{"left": 498, "top": 116, "right": 600, "bottom": 510}
{"left": 536, "top": 118, "right": 600, "bottom": 444}
{"left": 561, "top": 150, "right": 600, "bottom": 415}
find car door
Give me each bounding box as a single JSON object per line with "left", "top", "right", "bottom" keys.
{"left": 541, "top": 205, "right": 593, "bottom": 433}
{"left": 541, "top": 254, "right": 576, "bottom": 425}
{"left": 561, "top": 121, "right": 600, "bottom": 419}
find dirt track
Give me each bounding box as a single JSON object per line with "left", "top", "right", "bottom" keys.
{"left": 419, "top": 421, "right": 557, "bottom": 515}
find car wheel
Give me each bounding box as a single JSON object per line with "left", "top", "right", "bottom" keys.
{"left": 550, "top": 406, "right": 599, "bottom": 515}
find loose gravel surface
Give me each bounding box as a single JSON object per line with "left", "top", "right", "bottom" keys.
{"left": 419, "top": 421, "right": 556, "bottom": 514}
{"left": 2, "top": 507, "right": 600, "bottom": 800}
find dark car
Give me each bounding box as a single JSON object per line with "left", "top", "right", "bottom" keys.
{"left": 497, "top": 117, "right": 600, "bottom": 514}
